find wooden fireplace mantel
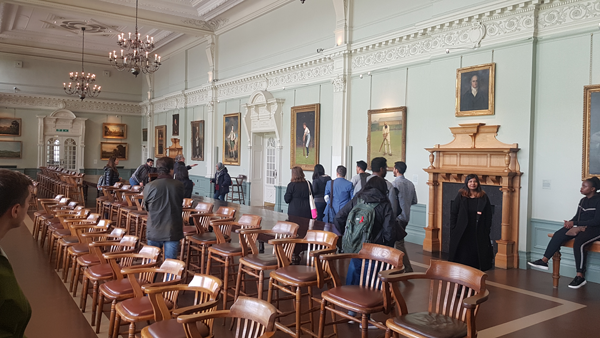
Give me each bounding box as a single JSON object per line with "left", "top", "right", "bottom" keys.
{"left": 423, "top": 123, "right": 522, "bottom": 269}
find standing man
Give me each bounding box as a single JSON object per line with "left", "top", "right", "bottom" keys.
{"left": 460, "top": 74, "right": 488, "bottom": 111}
{"left": 302, "top": 122, "right": 311, "bottom": 158}
{"left": 382, "top": 122, "right": 391, "bottom": 156}
{"left": 351, "top": 160, "right": 370, "bottom": 195}
{"left": 392, "top": 161, "right": 417, "bottom": 272}
{"left": 174, "top": 155, "right": 198, "bottom": 179}
{"left": 143, "top": 157, "right": 184, "bottom": 259}
{"left": 366, "top": 157, "right": 401, "bottom": 221}
{"left": 323, "top": 165, "right": 354, "bottom": 223}
{"left": 129, "top": 158, "right": 156, "bottom": 187}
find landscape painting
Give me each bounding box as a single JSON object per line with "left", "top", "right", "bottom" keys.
{"left": 0, "top": 118, "right": 21, "bottom": 136}
{"left": 0, "top": 141, "right": 22, "bottom": 158}
{"left": 102, "top": 123, "right": 127, "bottom": 139}
{"left": 101, "top": 142, "right": 128, "bottom": 160}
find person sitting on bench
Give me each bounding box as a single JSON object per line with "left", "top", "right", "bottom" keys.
{"left": 528, "top": 177, "right": 600, "bottom": 289}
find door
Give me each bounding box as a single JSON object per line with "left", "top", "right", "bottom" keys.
{"left": 250, "top": 134, "right": 264, "bottom": 206}
{"left": 264, "top": 135, "right": 277, "bottom": 205}
{"left": 45, "top": 137, "right": 78, "bottom": 170}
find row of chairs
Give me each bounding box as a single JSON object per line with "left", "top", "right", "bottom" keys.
{"left": 37, "top": 166, "right": 86, "bottom": 203}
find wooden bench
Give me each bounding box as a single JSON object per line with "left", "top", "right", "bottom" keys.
{"left": 548, "top": 233, "right": 600, "bottom": 288}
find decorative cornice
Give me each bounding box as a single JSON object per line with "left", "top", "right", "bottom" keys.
{"left": 0, "top": 93, "right": 142, "bottom": 115}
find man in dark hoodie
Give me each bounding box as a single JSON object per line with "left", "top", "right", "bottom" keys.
{"left": 211, "top": 162, "right": 232, "bottom": 201}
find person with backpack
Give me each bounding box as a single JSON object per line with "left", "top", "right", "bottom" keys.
{"left": 103, "top": 155, "right": 121, "bottom": 187}
{"left": 351, "top": 160, "right": 370, "bottom": 195}
{"left": 211, "top": 162, "right": 231, "bottom": 201}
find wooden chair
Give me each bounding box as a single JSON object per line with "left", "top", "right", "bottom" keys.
{"left": 126, "top": 194, "right": 147, "bottom": 238}
{"left": 177, "top": 296, "right": 278, "bottom": 338}
{"left": 227, "top": 175, "right": 247, "bottom": 204}
{"left": 112, "top": 259, "right": 186, "bottom": 338}
{"left": 379, "top": 260, "right": 489, "bottom": 338}
{"left": 47, "top": 210, "right": 96, "bottom": 262}
{"left": 99, "top": 182, "right": 124, "bottom": 218}
{"left": 316, "top": 243, "right": 405, "bottom": 338}
{"left": 205, "top": 214, "right": 262, "bottom": 311}
{"left": 109, "top": 185, "right": 133, "bottom": 222}
{"left": 235, "top": 221, "right": 299, "bottom": 301}
{"left": 32, "top": 194, "right": 64, "bottom": 240}
{"left": 95, "top": 245, "right": 162, "bottom": 335}
{"left": 266, "top": 230, "right": 338, "bottom": 338}
{"left": 183, "top": 198, "right": 194, "bottom": 208}
{"left": 116, "top": 186, "right": 143, "bottom": 231}
{"left": 140, "top": 274, "right": 222, "bottom": 338}
{"left": 182, "top": 202, "right": 214, "bottom": 228}
{"left": 184, "top": 207, "right": 236, "bottom": 274}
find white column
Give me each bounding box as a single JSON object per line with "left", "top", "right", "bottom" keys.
{"left": 37, "top": 116, "right": 45, "bottom": 167}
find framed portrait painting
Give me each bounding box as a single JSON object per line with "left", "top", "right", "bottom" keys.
{"left": 583, "top": 85, "right": 600, "bottom": 178}
{"left": 102, "top": 123, "right": 127, "bottom": 139}
{"left": 456, "top": 63, "right": 495, "bottom": 117}
{"left": 291, "top": 104, "right": 320, "bottom": 170}
{"left": 367, "top": 107, "right": 406, "bottom": 170}
{"left": 0, "top": 118, "right": 21, "bottom": 136}
{"left": 223, "top": 113, "right": 240, "bottom": 165}
{"left": 191, "top": 120, "right": 205, "bottom": 161}
{"left": 142, "top": 128, "right": 147, "bottom": 142}
{"left": 173, "top": 114, "right": 180, "bottom": 136}
{"left": 101, "top": 142, "right": 128, "bottom": 160}
{"left": 155, "top": 125, "right": 166, "bottom": 157}
{"left": 0, "top": 140, "right": 22, "bottom": 159}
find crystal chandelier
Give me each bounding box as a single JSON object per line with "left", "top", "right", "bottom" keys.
{"left": 64, "top": 27, "right": 101, "bottom": 100}
{"left": 108, "top": 0, "right": 161, "bottom": 77}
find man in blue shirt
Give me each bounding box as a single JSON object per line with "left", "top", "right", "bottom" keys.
{"left": 323, "top": 165, "right": 354, "bottom": 223}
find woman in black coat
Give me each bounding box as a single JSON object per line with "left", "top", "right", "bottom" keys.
{"left": 284, "top": 166, "right": 313, "bottom": 219}
{"left": 449, "top": 174, "right": 494, "bottom": 272}
{"left": 175, "top": 162, "right": 194, "bottom": 198}
{"left": 103, "top": 155, "right": 120, "bottom": 187}
{"left": 312, "top": 164, "right": 331, "bottom": 221}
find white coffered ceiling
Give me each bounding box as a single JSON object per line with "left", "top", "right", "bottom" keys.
{"left": 0, "top": 0, "right": 290, "bottom": 63}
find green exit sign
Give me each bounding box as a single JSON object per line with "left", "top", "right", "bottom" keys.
{"left": 56, "top": 129, "right": 69, "bottom": 132}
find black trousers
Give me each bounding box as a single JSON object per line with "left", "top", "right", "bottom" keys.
{"left": 543, "top": 226, "right": 600, "bottom": 273}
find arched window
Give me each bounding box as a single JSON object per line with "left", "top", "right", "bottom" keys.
{"left": 64, "top": 138, "right": 77, "bottom": 170}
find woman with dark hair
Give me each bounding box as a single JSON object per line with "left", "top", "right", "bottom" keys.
{"left": 449, "top": 174, "right": 494, "bottom": 272}
{"left": 284, "top": 166, "right": 313, "bottom": 219}
{"left": 312, "top": 164, "right": 331, "bottom": 221}
{"left": 529, "top": 177, "right": 600, "bottom": 288}
{"left": 174, "top": 163, "right": 194, "bottom": 198}
{"left": 103, "top": 155, "right": 121, "bottom": 187}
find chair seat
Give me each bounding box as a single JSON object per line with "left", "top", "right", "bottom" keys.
{"left": 101, "top": 278, "right": 135, "bottom": 297}
{"left": 145, "top": 318, "right": 209, "bottom": 338}
{"left": 272, "top": 265, "right": 319, "bottom": 283}
{"left": 77, "top": 254, "right": 100, "bottom": 265}
{"left": 119, "top": 297, "right": 168, "bottom": 318}
{"left": 86, "top": 263, "right": 113, "bottom": 278}
{"left": 69, "top": 243, "right": 90, "bottom": 254}
{"left": 240, "top": 254, "right": 278, "bottom": 268}
{"left": 390, "top": 312, "right": 467, "bottom": 338}
{"left": 188, "top": 233, "right": 217, "bottom": 243}
{"left": 209, "top": 243, "right": 242, "bottom": 254}
{"left": 52, "top": 229, "right": 71, "bottom": 237}
{"left": 129, "top": 210, "right": 148, "bottom": 217}
{"left": 323, "top": 285, "right": 383, "bottom": 309}
{"left": 58, "top": 236, "right": 79, "bottom": 245}
{"left": 48, "top": 223, "right": 66, "bottom": 232}
{"left": 182, "top": 226, "right": 196, "bottom": 235}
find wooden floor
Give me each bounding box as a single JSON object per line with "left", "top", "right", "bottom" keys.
{"left": 4, "top": 195, "right": 600, "bottom": 337}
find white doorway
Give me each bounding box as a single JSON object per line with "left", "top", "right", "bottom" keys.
{"left": 45, "top": 137, "right": 78, "bottom": 169}
{"left": 250, "top": 134, "right": 264, "bottom": 206}
{"left": 264, "top": 134, "right": 277, "bottom": 206}
{"left": 38, "top": 109, "right": 87, "bottom": 172}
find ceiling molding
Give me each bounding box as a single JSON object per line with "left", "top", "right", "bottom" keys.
{"left": 0, "top": 92, "right": 142, "bottom": 115}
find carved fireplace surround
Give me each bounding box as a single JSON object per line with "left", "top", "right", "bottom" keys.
{"left": 423, "top": 123, "right": 522, "bottom": 269}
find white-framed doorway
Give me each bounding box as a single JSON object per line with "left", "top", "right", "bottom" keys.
{"left": 37, "top": 109, "right": 87, "bottom": 171}
{"left": 264, "top": 134, "right": 277, "bottom": 205}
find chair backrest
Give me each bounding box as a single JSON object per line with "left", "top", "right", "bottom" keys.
{"left": 215, "top": 206, "right": 236, "bottom": 218}
{"left": 302, "top": 230, "right": 338, "bottom": 267}
{"left": 130, "top": 185, "right": 143, "bottom": 193}
{"left": 354, "top": 243, "right": 404, "bottom": 290}
{"left": 183, "top": 198, "right": 194, "bottom": 208}
{"left": 107, "top": 244, "right": 161, "bottom": 280}
{"left": 132, "top": 194, "right": 144, "bottom": 211}
{"left": 423, "top": 260, "right": 488, "bottom": 322}
{"left": 228, "top": 297, "right": 277, "bottom": 338}
{"left": 242, "top": 221, "right": 299, "bottom": 258}
{"left": 129, "top": 259, "right": 185, "bottom": 299}
{"left": 195, "top": 202, "right": 214, "bottom": 213}
{"left": 213, "top": 214, "right": 262, "bottom": 245}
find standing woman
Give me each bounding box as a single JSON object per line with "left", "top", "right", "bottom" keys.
{"left": 174, "top": 164, "right": 194, "bottom": 199}
{"left": 449, "top": 174, "right": 494, "bottom": 271}
{"left": 284, "top": 166, "right": 313, "bottom": 219}
{"left": 103, "top": 155, "right": 121, "bottom": 187}
{"left": 312, "top": 164, "right": 331, "bottom": 221}
{"left": 529, "top": 177, "right": 600, "bottom": 288}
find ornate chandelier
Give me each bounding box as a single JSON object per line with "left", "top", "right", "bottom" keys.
{"left": 108, "top": 0, "right": 161, "bottom": 77}
{"left": 64, "top": 27, "right": 101, "bottom": 100}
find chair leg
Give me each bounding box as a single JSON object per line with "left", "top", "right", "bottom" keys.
{"left": 69, "top": 258, "right": 78, "bottom": 292}
{"left": 222, "top": 256, "right": 229, "bottom": 313}
{"left": 80, "top": 276, "right": 89, "bottom": 311}
{"left": 62, "top": 249, "right": 71, "bottom": 281}
{"left": 234, "top": 264, "right": 243, "bottom": 303}
{"left": 361, "top": 314, "right": 368, "bottom": 338}
{"left": 108, "top": 300, "right": 117, "bottom": 337}
{"left": 318, "top": 299, "right": 327, "bottom": 338}
{"left": 72, "top": 264, "right": 82, "bottom": 296}
{"left": 295, "top": 286, "right": 302, "bottom": 338}
{"left": 91, "top": 281, "right": 99, "bottom": 326}
{"left": 128, "top": 322, "right": 136, "bottom": 338}
{"left": 112, "top": 314, "right": 121, "bottom": 338}
{"left": 96, "top": 294, "right": 104, "bottom": 333}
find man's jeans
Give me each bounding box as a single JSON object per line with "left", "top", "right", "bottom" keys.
{"left": 129, "top": 177, "right": 139, "bottom": 186}
{"left": 147, "top": 240, "right": 180, "bottom": 260}
{"left": 213, "top": 191, "right": 226, "bottom": 201}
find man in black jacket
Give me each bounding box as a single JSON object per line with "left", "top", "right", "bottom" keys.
{"left": 143, "top": 156, "right": 184, "bottom": 259}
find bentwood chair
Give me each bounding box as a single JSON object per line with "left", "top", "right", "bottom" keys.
{"left": 205, "top": 214, "right": 262, "bottom": 311}
{"left": 379, "top": 260, "right": 489, "bottom": 338}
{"left": 234, "top": 221, "right": 299, "bottom": 302}
{"left": 266, "top": 230, "right": 338, "bottom": 338}
{"left": 140, "top": 274, "right": 222, "bottom": 338}
{"left": 317, "top": 243, "right": 405, "bottom": 338}
{"left": 95, "top": 245, "right": 162, "bottom": 335}
{"left": 112, "top": 259, "right": 186, "bottom": 338}
{"left": 58, "top": 219, "right": 112, "bottom": 280}
{"left": 176, "top": 296, "right": 278, "bottom": 338}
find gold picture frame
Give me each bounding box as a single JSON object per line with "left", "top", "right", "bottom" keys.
{"left": 0, "top": 140, "right": 22, "bottom": 159}
{"left": 290, "top": 104, "right": 320, "bottom": 170}
{"left": 583, "top": 84, "right": 600, "bottom": 179}
{"left": 367, "top": 107, "right": 406, "bottom": 170}
{"left": 456, "top": 63, "right": 495, "bottom": 117}
{"left": 102, "top": 123, "right": 127, "bottom": 139}
{"left": 155, "top": 125, "right": 166, "bottom": 158}
{"left": 101, "top": 142, "right": 128, "bottom": 160}
{"left": 0, "top": 118, "right": 22, "bottom": 136}
{"left": 223, "top": 113, "right": 240, "bottom": 165}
